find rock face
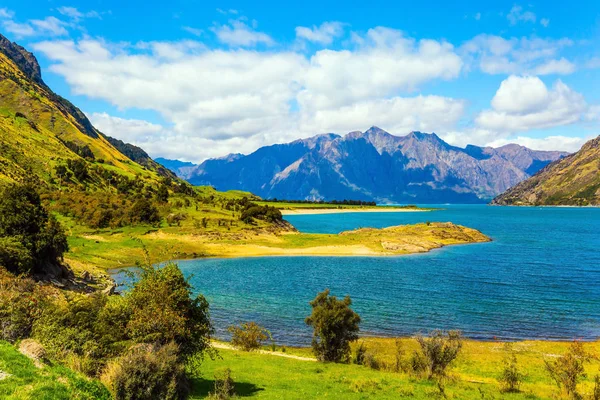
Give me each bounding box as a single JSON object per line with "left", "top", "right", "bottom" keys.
{"left": 492, "top": 136, "right": 600, "bottom": 206}
{"left": 181, "top": 127, "right": 567, "bottom": 203}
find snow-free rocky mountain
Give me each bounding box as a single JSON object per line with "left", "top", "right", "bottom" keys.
{"left": 161, "top": 127, "right": 568, "bottom": 203}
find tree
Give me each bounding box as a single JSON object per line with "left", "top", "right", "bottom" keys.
{"left": 129, "top": 198, "right": 160, "bottom": 225}
{"left": 415, "top": 330, "right": 463, "bottom": 379}
{"left": 0, "top": 183, "right": 68, "bottom": 274}
{"left": 156, "top": 184, "right": 169, "bottom": 203}
{"left": 545, "top": 341, "right": 591, "bottom": 399}
{"left": 305, "top": 289, "right": 360, "bottom": 362}
{"left": 126, "top": 262, "right": 213, "bottom": 358}
{"left": 500, "top": 344, "right": 523, "bottom": 393}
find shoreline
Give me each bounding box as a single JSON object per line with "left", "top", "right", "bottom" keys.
{"left": 280, "top": 207, "right": 431, "bottom": 215}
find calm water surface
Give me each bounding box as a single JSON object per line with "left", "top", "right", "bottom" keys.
{"left": 113, "top": 205, "right": 600, "bottom": 345}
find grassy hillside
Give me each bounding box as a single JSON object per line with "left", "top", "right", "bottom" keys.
{"left": 493, "top": 136, "right": 600, "bottom": 206}
{"left": 191, "top": 338, "right": 600, "bottom": 399}
{"left": 0, "top": 36, "right": 172, "bottom": 190}
{"left": 0, "top": 341, "right": 109, "bottom": 399}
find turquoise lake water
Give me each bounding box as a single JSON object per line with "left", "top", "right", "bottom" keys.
{"left": 113, "top": 205, "right": 600, "bottom": 345}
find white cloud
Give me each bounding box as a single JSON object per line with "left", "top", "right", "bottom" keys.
{"left": 474, "top": 12, "right": 481, "bottom": 21}
{"left": 211, "top": 20, "right": 274, "bottom": 47}
{"left": 1, "top": 8, "right": 71, "bottom": 38}
{"left": 540, "top": 18, "right": 550, "bottom": 27}
{"left": 0, "top": 8, "right": 14, "bottom": 19}
{"left": 295, "top": 21, "right": 345, "bottom": 45}
{"left": 534, "top": 58, "right": 576, "bottom": 75}
{"left": 487, "top": 135, "right": 587, "bottom": 152}
{"left": 34, "top": 32, "right": 468, "bottom": 161}
{"left": 507, "top": 5, "right": 536, "bottom": 25}
{"left": 476, "top": 76, "right": 588, "bottom": 133}
{"left": 585, "top": 57, "right": 600, "bottom": 69}
{"left": 300, "top": 27, "right": 462, "bottom": 110}
{"left": 57, "top": 6, "right": 101, "bottom": 22}
{"left": 182, "top": 26, "right": 203, "bottom": 37}
{"left": 462, "top": 34, "right": 575, "bottom": 75}
{"left": 299, "top": 95, "right": 465, "bottom": 135}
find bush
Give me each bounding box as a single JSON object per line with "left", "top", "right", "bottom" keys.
{"left": 128, "top": 198, "right": 160, "bottom": 225}
{"left": 125, "top": 262, "right": 213, "bottom": 357}
{"left": 500, "top": 344, "right": 523, "bottom": 393}
{"left": 305, "top": 289, "right": 361, "bottom": 363}
{"left": 415, "top": 330, "right": 463, "bottom": 379}
{"left": 0, "top": 268, "right": 56, "bottom": 342}
{"left": 208, "top": 368, "right": 235, "bottom": 400}
{"left": 0, "top": 183, "right": 68, "bottom": 275}
{"left": 101, "top": 342, "right": 188, "bottom": 400}
{"left": 228, "top": 322, "right": 271, "bottom": 351}
{"left": 545, "top": 341, "right": 591, "bottom": 398}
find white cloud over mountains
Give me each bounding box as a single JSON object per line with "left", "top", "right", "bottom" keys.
{"left": 5, "top": 4, "right": 591, "bottom": 161}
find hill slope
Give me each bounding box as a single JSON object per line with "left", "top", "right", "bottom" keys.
{"left": 492, "top": 136, "right": 600, "bottom": 206}
{"left": 0, "top": 33, "right": 173, "bottom": 187}
{"left": 176, "top": 127, "right": 567, "bottom": 203}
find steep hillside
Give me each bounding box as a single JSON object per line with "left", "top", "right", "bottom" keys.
{"left": 492, "top": 136, "right": 600, "bottom": 206}
{"left": 0, "top": 34, "right": 173, "bottom": 187}
{"left": 182, "top": 127, "right": 567, "bottom": 203}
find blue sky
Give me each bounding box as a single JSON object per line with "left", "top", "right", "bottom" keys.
{"left": 1, "top": 0, "right": 599, "bottom": 162}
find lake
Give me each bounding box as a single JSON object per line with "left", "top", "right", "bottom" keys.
{"left": 113, "top": 205, "right": 600, "bottom": 345}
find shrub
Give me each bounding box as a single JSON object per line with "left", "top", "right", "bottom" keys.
{"left": 208, "top": 368, "right": 235, "bottom": 400}
{"left": 305, "top": 288, "right": 361, "bottom": 363}
{"left": 545, "top": 341, "right": 591, "bottom": 398}
{"left": 0, "top": 183, "right": 68, "bottom": 275}
{"left": 125, "top": 262, "right": 213, "bottom": 357}
{"left": 156, "top": 184, "right": 170, "bottom": 203}
{"left": 228, "top": 322, "right": 270, "bottom": 351}
{"left": 128, "top": 198, "right": 160, "bottom": 225}
{"left": 0, "top": 268, "right": 56, "bottom": 342}
{"left": 415, "top": 330, "right": 463, "bottom": 379}
{"left": 101, "top": 342, "right": 188, "bottom": 400}
{"left": 500, "top": 344, "right": 523, "bottom": 393}
{"left": 593, "top": 375, "right": 600, "bottom": 400}
{"left": 354, "top": 342, "right": 366, "bottom": 365}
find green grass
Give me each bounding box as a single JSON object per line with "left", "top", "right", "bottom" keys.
{"left": 0, "top": 341, "right": 110, "bottom": 400}
{"left": 190, "top": 339, "right": 600, "bottom": 400}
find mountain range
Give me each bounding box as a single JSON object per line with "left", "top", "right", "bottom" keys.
{"left": 493, "top": 135, "right": 600, "bottom": 206}
{"left": 161, "top": 127, "right": 568, "bottom": 203}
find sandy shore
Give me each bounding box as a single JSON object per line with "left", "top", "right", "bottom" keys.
{"left": 280, "top": 207, "right": 429, "bottom": 215}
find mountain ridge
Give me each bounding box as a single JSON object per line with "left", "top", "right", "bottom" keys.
{"left": 492, "top": 135, "right": 600, "bottom": 206}
{"left": 161, "top": 126, "right": 568, "bottom": 203}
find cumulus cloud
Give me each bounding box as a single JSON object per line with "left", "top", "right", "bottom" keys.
{"left": 0, "top": 8, "right": 14, "bottom": 19}
{"left": 211, "top": 20, "right": 274, "bottom": 47}
{"left": 540, "top": 18, "right": 550, "bottom": 27}
{"left": 295, "top": 21, "right": 345, "bottom": 45}
{"left": 33, "top": 30, "right": 468, "bottom": 161}
{"left": 182, "top": 26, "right": 202, "bottom": 37}
{"left": 476, "top": 76, "right": 588, "bottom": 133}
{"left": 462, "top": 34, "right": 575, "bottom": 75}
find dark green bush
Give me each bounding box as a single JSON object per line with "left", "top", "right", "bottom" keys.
{"left": 500, "top": 344, "right": 523, "bottom": 393}
{"left": 305, "top": 289, "right": 361, "bottom": 363}
{"left": 126, "top": 262, "right": 213, "bottom": 357}
{"left": 128, "top": 198, "right": 160, "bottom": 225}
{"left": 101, "top": 342, "right": 188, "bottom": 400}
{"left": 208, "top": 368, "right": 235, "bottom": 400}
{"left": 0, "top": 183, "right": 68, "bottom": 275}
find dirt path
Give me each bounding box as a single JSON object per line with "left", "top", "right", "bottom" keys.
{"left": 211, "top": 342, "right": 316, "bottom": 362}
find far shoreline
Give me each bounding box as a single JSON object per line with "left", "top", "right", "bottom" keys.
{"left": 280, "top": 207, "right": 432, "bottom": 215}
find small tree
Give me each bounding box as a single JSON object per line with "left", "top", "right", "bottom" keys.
{"left": 305, "top": 289, "right": 360, "bottom": 363}
{"left": 228, "top": 322, "right": 271, "bottom": 351}
{"left": 500, "top": 344, "right": 523, "bottom": 393}
{"left": 415, "top": 330, "right": 462, "bottom": 379}
{"left": 156, "top": 184, "right": 169, "bottom": 203}
{"left": 545, "top": 341, "right": 591, "bottom": 399}
{"left": 592, "top": 375, "right": 600, "bottom": 400}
